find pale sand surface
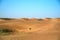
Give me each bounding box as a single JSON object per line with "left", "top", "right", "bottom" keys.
{"left": 0, "top": 18, "right": 60, "bottom": 40}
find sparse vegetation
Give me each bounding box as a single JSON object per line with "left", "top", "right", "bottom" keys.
{"left": 38, "top": 19, "right": 43, "bottom": 21}
{"left": 0, "top": 29, "right": 13, "bottom": 35}
{"left": 1, "top": 29, "right": 13, "bottom": 33}
{"left": 0, "top": 18, "right": 15, "bottom": 20}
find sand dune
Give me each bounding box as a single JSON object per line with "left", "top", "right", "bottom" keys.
{"left": 0, "top": 18, "right": 60, "bottom": 40}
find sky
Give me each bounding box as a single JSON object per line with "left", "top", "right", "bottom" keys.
{"left": 0, "top": 0, "right": 60, "bottom": 18}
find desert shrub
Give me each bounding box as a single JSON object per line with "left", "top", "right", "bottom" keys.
{"left": 0, "top": 18, "right": 14, "bottom": 20}
{"left": 1, "top": 29, "right": 13, "bottom": 33}
{"left": 38, "top": 19, "right": 43, "bottom": 21}
{"left": 29, "top": 28, "right": 32, "bottom": 30}
{"left": 0, "top": 29, "right": 13, "bottom": 35}
{"left": 45, "top": 18, "right": 51, "bottom": 19}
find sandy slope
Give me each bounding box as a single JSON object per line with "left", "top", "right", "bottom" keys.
{"left": 0, "top": 18, "right": 60, "bottom": 40}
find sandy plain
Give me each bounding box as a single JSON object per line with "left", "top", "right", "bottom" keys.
{"left": 0, "top": 18, "right": 60, "bottom": 40}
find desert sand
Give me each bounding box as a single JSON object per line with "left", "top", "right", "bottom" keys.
{"left": 0, "top": 18, "right": 60, "bottom": 40}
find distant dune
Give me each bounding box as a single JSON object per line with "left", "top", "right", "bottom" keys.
{"left": 0, "top": 18, "right": 60, "bottom": 40}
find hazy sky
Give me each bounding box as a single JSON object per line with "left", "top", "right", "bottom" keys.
{"left": 0, "top": 0, "right": 60, "bottom": 18}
